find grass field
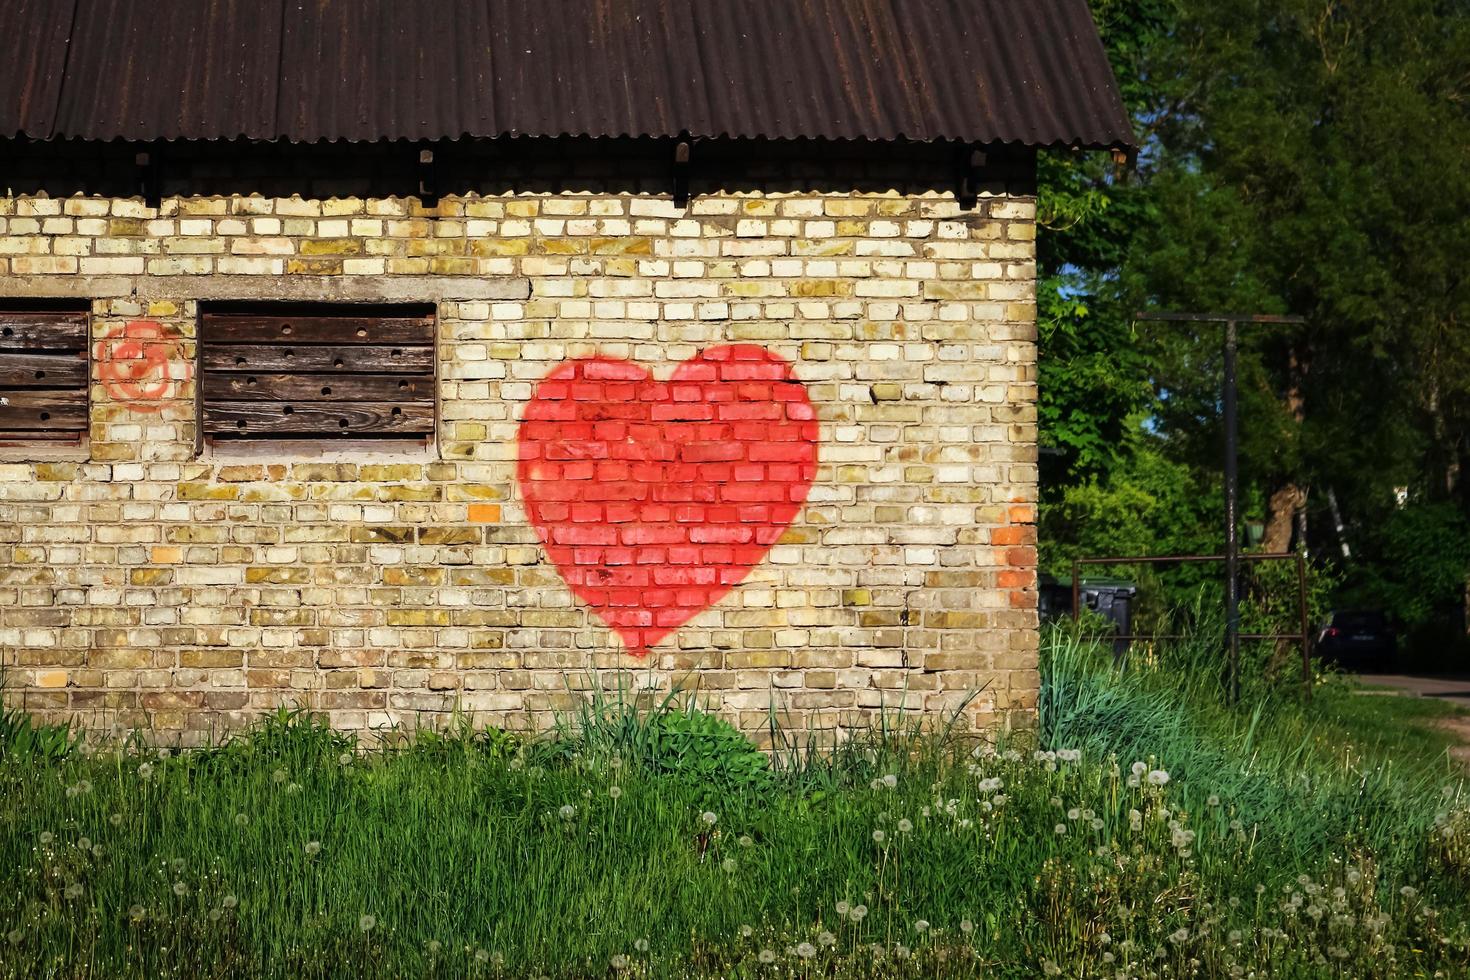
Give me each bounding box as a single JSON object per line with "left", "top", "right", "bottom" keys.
{"left": 3, "top": 628, "right": 1470, "bottom": 978}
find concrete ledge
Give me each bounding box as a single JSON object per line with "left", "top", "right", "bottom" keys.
{"left": 0, "top": 275, "right": 532, "bottom": 302}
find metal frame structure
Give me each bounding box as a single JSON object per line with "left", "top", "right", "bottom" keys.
{"left": 1134, "top": 312, "right": 1307, "bottom": 702}
{"left": 1070, "top": 552, "right": 1313, "bottom": 701}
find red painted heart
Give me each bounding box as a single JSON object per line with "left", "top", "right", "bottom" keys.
{"left": 517, "top": 345, "right": 819, "bottom": 656}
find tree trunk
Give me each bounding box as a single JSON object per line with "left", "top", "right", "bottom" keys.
{"left": 1263, "top": 484, "right": 1305, "bottom": 553}
{"left": 1263, "top": 340, "right": 1311, "bottom": 554}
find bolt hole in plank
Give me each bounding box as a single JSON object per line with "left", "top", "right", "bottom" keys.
{"left": 201, "top": 305, "right": 436, "bottom": 441}
{"left": 0, "top": 308, "right": 89, "bottom": 444}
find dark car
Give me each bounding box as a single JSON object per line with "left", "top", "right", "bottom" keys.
{"left": 1316, "top": 610, "right": 1397, "bottom": 672}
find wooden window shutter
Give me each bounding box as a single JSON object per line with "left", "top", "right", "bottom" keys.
{"left": 200, "top": 307, "right": 436, "bottom": 441}
{"left": 0, "top": 309, "right": 90, "bottom": 443}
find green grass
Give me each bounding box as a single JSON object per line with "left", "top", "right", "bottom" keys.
{"left": 4, "top": 631, "right": 1470, "bottom": 978}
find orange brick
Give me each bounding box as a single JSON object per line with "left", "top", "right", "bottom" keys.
{"left": 991, "top": 526, "right": 1030, "bottom": 546}
{"left": 997, "top": 569, "right": 1034, "bottom": 589}
{"left": 1008, "top": 504, "right": 1035, "bottom": 524}
{"left": 151, "top": 546, "right": 182, "bottom": 563}
{"left": 467, "top": 504, "right": 502, "bottom": 523}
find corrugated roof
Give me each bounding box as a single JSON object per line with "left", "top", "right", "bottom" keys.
{"left": 2, "top": 0, "right": 1135, "bottom": 148}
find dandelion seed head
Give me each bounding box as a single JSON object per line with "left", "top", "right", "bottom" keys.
{"left": 897, "top": 818, "right": 913, "bottom": 833}
{"left": 128, "top": 905, "right": 145, "bottom": 922}
{"left": 881, "top": 773, "right": 898, "bottom": 789}
{"left": 78, "top": 836, "right": 92, "bottom": 851}
{"left": 796, "top": 941, "right": 817, "bottom": 959}
{"left": 721, "top": 857, "right": 738, "bottom": 873}
{"left": 1147, "top": 769, "right": 1170, "bottom": 787}
{"left": 427, "top": 940, "right": 442, "bottom": 954}
{"left": 235, "top": 813, "right": 249, "bottom": 827}
{"left": 5, "top": 929, "right": 19, "bottom": 945}
{"left": 608, "top": 785, "right": 623, "bottom": 800}
{"left": 960, "top": 918, "right": 974, "bottom": 934}
{"left": 701, "top": 811, "right": 718, "bottom": 826}
{"left": 872, "top": 829, "right": 886, "bottom": 843}
{"left": 634, "top": 938, "right": 649, "bottom": 952}
{"left": 172, "top": 882, "right": 187, "bottom": 897}
{"left": 305, "top": 840, "right": 321, "bottom": 856}
{"left": 271, "top": 768, "right": 287, "bottom": 784}
{"left": 818, "top": 931, "right": 836, "bottom": 947}
{"left": 740, "top": 924, "right": 754, "bottom": 938}
{"left": 109, "top": 813, "right": 123, "bottom": 827}
{"left": 836, "top": 900, "right": 850, "bottom": 916}
{"left": 223, "top": 895, "right": 238, "bottom": 910}
{"left": 913, "top": 919, "right": 929, "bottom": 933}
{"left": 610, "top": 953, "right": 629, "bottom": 970}
{"left": 358, "top": 914, "right": 376, "bottom": 933}
{"left": 1054, "top": 823, "right": 1067, "bottom": 835}
{"left": 474, "top": 948, "right": 489, "bottom": 963}
{"left": 559, "top": 804, "right": 576, "bottom": 820}
{"left": 138, "top": 762, "right": 154, "bottom": 780}
{"left": 738, "top": 835, "right": 753, "bottom": 848}
{"left": 850, "top": 904, "right": 868, "bottom": 922}
{"left": 338, "top": 752, "right": 353, "bottom": 766}
{"left": 758, "top": 949, "right": 776, "bottom": 964}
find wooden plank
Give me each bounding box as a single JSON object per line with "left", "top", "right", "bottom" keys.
{"left": 201, "top": 344, "right": 435, "bottom": 374}
{"left": 0, "top": 313, "right": 88, "bottom": 351}
{"left": 0, "top": 352, "right": 89, "bottom": 388}
{"left": 0, "top": 431, "right": 83, "bottom": 443}
{"left": 203, "top": 401, "right": 435, "bottom": 436}
{"left": 204, "top": 372, "right": 433, "bottom": 401}
{"left": 201, "top": 315, "right": 434, "bottom": 346}
{"left": 0, "top": 390, "right": 88, "bottom": 431}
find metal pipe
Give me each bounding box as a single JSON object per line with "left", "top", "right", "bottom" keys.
{"left": 1070, "top": 560, "right": 1080, "bottom": 625}
{"left": 1073, "top": 553, "right": 1297, "bottom": 566}
{"left": 1224, "top": 319, "right": 1241, "bottom": 705}
{"left": 1296, "top": 553, "right": 1312, "bottom": 700}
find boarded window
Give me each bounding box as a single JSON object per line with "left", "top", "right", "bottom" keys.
{"left": 0, "top": 309, "right": 89, "bottom": 444}
{"left": 200, "top": 306, "right": 436, "bottom": 442}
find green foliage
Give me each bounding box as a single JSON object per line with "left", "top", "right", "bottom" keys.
{"left": 0, "top": 703, "right": 79, "bottom": 765}
{"left": 549, "top": 681, "right": 773, "bottom": 804}
{"left": 1041, "top": 0, "right": 1470, "bottom": 650}
{"left": 6, "top": 645, "right": 1470, "bottom": 978}
{"left": 1348, "top": 502, "right": 1470, "bottom": 628}
{"left": 636, "top": 707, "right": 773, "bottom": 800}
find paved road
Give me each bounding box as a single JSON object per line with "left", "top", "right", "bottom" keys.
{"left": 1356, "top": 674, "right": 1470, "bottom": 705}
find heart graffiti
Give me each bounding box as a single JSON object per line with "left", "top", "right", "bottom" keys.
{"left": 517, "top": 345, "right": 819, "bottom": 656}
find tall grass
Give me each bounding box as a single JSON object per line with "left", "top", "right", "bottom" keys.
{"left": 1041, "top": 622, "right": 1463, "bottom": 876}
{"left": 2, "top": 633, "right": 1470, "bottom": 978}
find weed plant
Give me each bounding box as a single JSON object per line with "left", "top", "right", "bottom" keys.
{"left": 3, "top": 628, "right": 1470, "bottom": 978}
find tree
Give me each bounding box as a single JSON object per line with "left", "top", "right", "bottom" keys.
{"left": 1040, "top": 0, "right": 1470, "bottom": 646}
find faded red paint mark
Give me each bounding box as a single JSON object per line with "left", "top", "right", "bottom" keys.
{"left": 518, "top": 345, "right": 819, "bottom": 656}
{"left": 94, "top": 320, "right": 191, "bottom": 412}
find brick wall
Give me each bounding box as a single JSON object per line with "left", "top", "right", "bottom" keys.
{"left": 0, "top": 149, "right": 1039, "bottom": 745}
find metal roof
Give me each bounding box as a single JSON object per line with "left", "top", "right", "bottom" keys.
{"left": 1, "top": 0, "right": 1134, "bottom": 148}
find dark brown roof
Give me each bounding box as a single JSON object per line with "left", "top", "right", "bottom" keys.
{"left": 0, "top": 0, "right": 1134, "bottom": 148}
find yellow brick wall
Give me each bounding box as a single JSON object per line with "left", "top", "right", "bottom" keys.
{"left": 0, "top": 190, "right": 1038, "bottom": 745}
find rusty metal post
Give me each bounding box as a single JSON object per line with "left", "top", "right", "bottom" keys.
{"left": 1070, "top": 560, "right": 1080, "bottom": 625}
{"left": 1223, "top": 319, "right": 1241, "bottom": 704}
{"left": 1296, "top": 552, "right": 1312, "bottom": 700}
